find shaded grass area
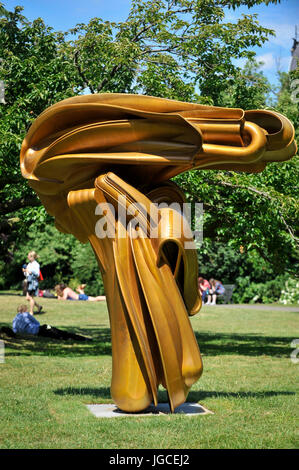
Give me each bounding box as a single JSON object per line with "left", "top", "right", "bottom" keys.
{"left": 0, "top": 293, "right": 298, "bottom": 449}
{"left": 3, "top": 329, "right": 295, "bottom": 358}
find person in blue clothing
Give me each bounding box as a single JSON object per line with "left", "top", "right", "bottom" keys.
{"left": 11, "top": 304, "right": 89, "bottom": 341}
{"left": 206, "top": 278, "right": 225, "bottom": 305}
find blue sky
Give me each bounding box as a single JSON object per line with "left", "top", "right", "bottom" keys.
{"left": 2, "top": 0, "right": 299, "bottom": 89}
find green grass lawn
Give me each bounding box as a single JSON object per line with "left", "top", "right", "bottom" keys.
{"left": 0, "top": 293, "right": 298, "bottom": 449}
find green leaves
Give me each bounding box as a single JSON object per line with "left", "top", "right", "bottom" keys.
{"left": 64, "top": 0, "right": 276, "bottom": 102}
{"left": 0, "top": 4, "right": 77, "bottom": 260}
{"left": 0, "top": 0, "right": 297, "bottom": 287}
{"left": 174, "top": 156, "right": 299, "bottom": 276}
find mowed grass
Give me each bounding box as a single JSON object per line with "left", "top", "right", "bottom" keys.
{"left": 0, "top": 293, "right": 298, "bottom": 449}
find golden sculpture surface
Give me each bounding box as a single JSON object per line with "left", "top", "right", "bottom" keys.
{"left": 20, "top": 94, "right": 296, "bottom": 412}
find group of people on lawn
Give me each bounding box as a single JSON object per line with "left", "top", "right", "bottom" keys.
{"left": 198, "top": 277, "right": 225, "bottom": 305}
{"left": 22, "top": 251, "right": 105, "bottom": 316}
{"left": 0, "top": 250, "right": 102, "bottom": 341}
{"left": 0, "top": 250, "right": 104, "bottom": 340}
{"left": 1, "top": 250, "right": 224, "bottom": 341}
{"left": 23, "top": 250, "right": 224, "bottom": 315}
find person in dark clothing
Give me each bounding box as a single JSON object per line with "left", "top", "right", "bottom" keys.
{"left": 22, "top": 263, "right": 28, "bottom": 296}
{"left": 0, "top": 326, "right": 16, "bottom": 338}
{"left": 37, "top": 324, "right": 89, "bottom": 341}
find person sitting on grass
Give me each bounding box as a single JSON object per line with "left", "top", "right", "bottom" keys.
{"left": 54, "top": 284, "right": 105, "bottom": 302}
{"left": 6, "top": 304, "right": 89, "bottom": 341}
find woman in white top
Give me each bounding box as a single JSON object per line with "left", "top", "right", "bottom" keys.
{"left": 25, "top": 251, "right": 43, "bottom": 315}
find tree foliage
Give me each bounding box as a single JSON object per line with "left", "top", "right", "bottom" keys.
{"left": 69, "top": 0, "right": 276, "bottom": 102}
{"left": 0, "top": 3, "right": 77, "bottom": 260}
{"left": 0, "top": 0, "right": 298, "bottom": 294}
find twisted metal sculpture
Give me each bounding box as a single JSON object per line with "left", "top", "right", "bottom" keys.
{"left": 20, "top": 94, "right": 296, "bottom": 412}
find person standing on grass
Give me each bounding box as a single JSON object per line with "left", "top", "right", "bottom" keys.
{"left": 24, "top": 251, "right": 43, "bottom": 314}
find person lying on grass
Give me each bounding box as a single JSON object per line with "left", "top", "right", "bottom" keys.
{"left": 54, "top": 283, "right": 105, "bottom": 302}
{"left": 76, "top": 283, "right": 86, "bottom": 294}
{"left": 0, "top": 304, "right": 90, "bottom": 341}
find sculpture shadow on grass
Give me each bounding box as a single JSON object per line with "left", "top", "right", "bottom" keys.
{"left": 53, "top": 386, "right": 295, "bottom": 402}
{"left": 54, "top": 387, "right": 112, "bottom": 398}
{"left": 1, "top": 326, "right": 294, "bottom": 359}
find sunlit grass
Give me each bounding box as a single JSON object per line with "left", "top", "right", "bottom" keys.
{"left": 0, "top": 293, "right": 298, "bottom": 449}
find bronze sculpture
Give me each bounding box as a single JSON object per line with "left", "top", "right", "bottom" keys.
{"left": 20, "top": 94, "right": 296, "bottom": 412}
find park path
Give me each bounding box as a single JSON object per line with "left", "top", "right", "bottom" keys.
{"left": 204, "top": 304, "right": 299, "bottom": 312}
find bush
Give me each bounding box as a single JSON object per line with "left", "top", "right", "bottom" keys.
{"left": 232, "top": 274, "right": 289, "bottom": 304}
{"left": 0, "top": 260, "right": 6, "bottom": 289}
{"left": 71, "top": 243, "right": 104, "bottom": 296}
{"left": 279, "top": 278, "right": 299, "bottom": 305}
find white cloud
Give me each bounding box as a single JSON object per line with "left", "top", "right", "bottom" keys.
{"left": 256, "top": 53, "right": 291, "bottom": 72}
{"left": 261, "top": 23, "right": 295, "bottom": 50}
{"left": 255, "top": 53, "right": 275, "bottom": 70}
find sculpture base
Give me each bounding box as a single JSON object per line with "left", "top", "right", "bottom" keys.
{"left": 86, "top": 403, "right": 213, "bottom": 418}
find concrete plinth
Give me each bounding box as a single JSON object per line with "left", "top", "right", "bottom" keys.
{"left": 86, "top": 402, "right": 213, "bottom": 418}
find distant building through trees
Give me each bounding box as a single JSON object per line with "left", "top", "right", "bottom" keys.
{"left": 290, "top": 25, "right": 299, "bottom": 72}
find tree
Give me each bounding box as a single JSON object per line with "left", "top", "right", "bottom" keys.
{"left": 0, "top": 3, "right": 78, "bottom": 259}
{"left": 69, "top": 0, "right": 278, "bottom": 102}
{"left": 175, "top": 159, "right": 298, "bottom": 276}
{"left": 218, "top": 58, "right": 272, "bottom": 109}
{"left": 276, "top": 69, "right": 299, "bottom": 142}
{"left": 174, "top": 61, "right": 298, "bottom": 279}
{"left": 0, "top": 0, "right": 297, "bottom": 288}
